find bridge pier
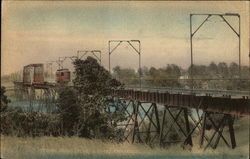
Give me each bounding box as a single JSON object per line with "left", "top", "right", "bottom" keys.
{"left": 131, "top": 101, "right": 161, "bottom": 145}
{"left": 199, "top": 112, "right": 236, "bottom": 150}
{"left": 107, "top": 98, "right": 161, "bottom": 145}
{"left": 107, "top": 88, "right": 247, "bottom": 150}
{"left": 107, "top": 97, "right": 238, "bottom": 150}
{"left": 159, "top": 106, "right": 193, "bottom": 148}
{"left": 107, "top": 95, "right": 238, "bottom": 150}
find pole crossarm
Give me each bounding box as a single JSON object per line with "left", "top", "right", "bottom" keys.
{"left": 127, "top": 41, "right": 140, "bottom": 55}
{"left": 77, "top": 50, "right": 102, "bottom": 63}
{"left": 191, "top": 13, "right": 240, "bottom": 37}
{"left": 191, "top": 13, "right": 240, "bottom": 16}
{"left": 108, "top": 39, "right": 142, "bottom": 88}
{"left": 57, "top": 56, "right": 78, "bottom": 69}
{"left": 109, "top": 40, "right": 140, "bottom": 55}
{"left": 190, "top": 13, "right": 241, "bottom": 83}
{"left": 109, "top": 41, "right": 123, "bottom": 54}
{"left": 219, "top": 15, "right": 240, "bottom": 37}
{"left": 55, "top": 59, "right": 63, "bottom": 69}
{"left": 59, "top": 56, "right": 78, "bottom": 62}
{"left": 191, "top": 15, "right": 211, "bottom": 37}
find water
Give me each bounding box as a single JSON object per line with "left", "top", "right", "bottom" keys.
{"left": 9, "top": 100, "right": 55, "bottom": 112}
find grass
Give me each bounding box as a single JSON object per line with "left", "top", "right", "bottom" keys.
{"left": 1, "top": 117, "right": 249, "bottom": 159}
{"left": 1, "top": 135, "right": 248, "bottom": 159}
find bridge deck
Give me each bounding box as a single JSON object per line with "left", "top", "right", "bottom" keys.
{"left": 10, "top": 82, "right": 249, "bottom": 116}
{"left": 110, "top": 89, "right": 250, "bottom": 116}
{"left": 125, "top": 86, "right": 250, "bottom": 97}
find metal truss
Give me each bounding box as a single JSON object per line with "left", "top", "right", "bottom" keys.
{"left": 106, "top": 94, "right": 238, "bottom": 150}
{"left": 132, "top": 102, "right": 161, "bottom": 145}
{"left": 159, "top": 106, "right": 193, "bottom": 147}
{"left": 200, "top": 112, "right": 236, "bottom": 150}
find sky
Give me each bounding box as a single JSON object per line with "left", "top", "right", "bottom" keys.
{"left": 2, "top": 1, "right": 250, "bottom": 75}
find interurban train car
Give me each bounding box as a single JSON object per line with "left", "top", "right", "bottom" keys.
{"left": 23, "top": 64, "right": 44, "bottom": 84}
{"left": 55, "top": 69, "right": 71, "bottom": 83}
{"left": 23, "top": 63, "right": 71, "bottom": 84}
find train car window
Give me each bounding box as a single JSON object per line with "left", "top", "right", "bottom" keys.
{"left": 61, "top": 72, "right": 64, "bottom": 76}
{"left": 25, "top": 68, "right": 31, "bottom": 74}
{"left": 35, "top": 67, "right": 42, "bottom": 73}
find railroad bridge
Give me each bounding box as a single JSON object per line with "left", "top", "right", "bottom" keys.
{"left": 9, "top": 69, "right": 250, "bottom": 150}
{"left": 9, "top": 51, "right": 250, "bottom": 150}
{"left": 105, "top": 87, "right": 249, "bottom": 149}
{"left": 9, "top": 50, "right": 250, "bottom": 150}
{"left": 7, "top": 13, "right": 250, "bottom": 150}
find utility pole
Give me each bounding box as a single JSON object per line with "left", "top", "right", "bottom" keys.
{"left": 108, "top": 40, "right": 141, "bottom": 89}
{"left": 190, "top": 13, "right": 241, "bottom": 89}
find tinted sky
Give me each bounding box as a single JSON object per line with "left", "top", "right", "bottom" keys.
{"left": 2, "top": 1, "right": 249, "bottom": 75}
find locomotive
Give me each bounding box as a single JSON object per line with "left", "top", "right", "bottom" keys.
{"left": 23, "top": 63, "right": 71, "bottom": 84}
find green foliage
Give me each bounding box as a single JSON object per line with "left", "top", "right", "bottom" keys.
{"left": 1, "top": 87, "right": 61, "bottom": 137}
{"left": 56, "top": 86, "right": 79, "bottom": 136}
{"left": 1, "top": 57, "right": 124, "bottom": 139}
{"left": 1, "top": 86, "right": 61, "bottom": 137}
{"left": 1, "top": 86, "right": 10, "bottom": 112}
{"left": 147, "top": 65, "right": 181, "bottom": 87}
{"left": 73, "top": 57, "right": 121, "bottom": 95}
{"left": 112, "top": 64, "right": 182, "bottom": 87}
{"left": 113, "top": 66, "right": 139, "bottom": 85}
{"left": 113, "top": 61, "right": 249, "bottom": 90}
{"left": 1, "top": 108, "right": 61, "bottom": 136}
{"left": 187, "top": 62, "right": 249, "bottom": 90}
{"left": 55, "top": 57, "right": 124, "bottom": 139}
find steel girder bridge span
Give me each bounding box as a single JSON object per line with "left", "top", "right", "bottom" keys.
{"left": 106, "top": 88, "right": 249, "bottom": 150}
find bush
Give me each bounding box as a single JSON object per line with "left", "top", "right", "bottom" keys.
{"left": 1, "top": 108, "right": 61, "bottom": 137}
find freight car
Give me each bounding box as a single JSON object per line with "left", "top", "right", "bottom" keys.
{"left": 23, "top": 64, "right": 44, "bottom": 84}
{"left": 55, "top": 69, "right": 71, "bottom": 83}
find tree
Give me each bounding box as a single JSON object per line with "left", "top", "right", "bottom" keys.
{"left": 208, "top": 62, "right": 218, "bottom": 75}
{"left": 165, "top": 64, "right": 181, "bottom": 78}
{"left": 113, "top": 66, "right": 138, "bottom": 85}
{"left": 56, "top": 86, "right": 79, "bottom": 136}
{"left": 73, "top": 57, "right": 123, "bottom": 138}
{"left": 229, "top": 62, "right": 239, "bottom": 78}
{"left": 217, "top": 62, "right": 229, "bottom": 78}
{"left": 141, "top": 66, "right": 149, "bottom": 77}
{"left": 74, "top": 57, "right": 121, "bottom": 95}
